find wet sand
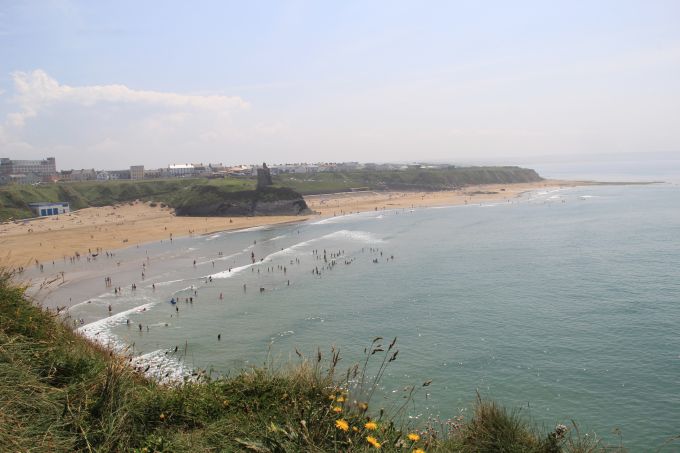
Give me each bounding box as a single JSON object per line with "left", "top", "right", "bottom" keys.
{"left": 1, "top": 180, "right": 576, "bottom": 268}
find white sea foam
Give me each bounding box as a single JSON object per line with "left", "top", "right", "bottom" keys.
{"left": 208, "top": 229, "right": 383, "bottom": 279}
{"left": 153, "top": 278, "right": 186, "bottom": 287}
{"left": 205, "top": 233, "right": 222, "bottom": 241}
{"left": 77, "top": 300, "right": 191, "bottom": 384}
{"left": 196, "top": 252, "right": 240, "bottom": 266}
{"left": 209, "top": 262, "right": 257, "bottom": 279}
{"left": 77, "top": 299, "right": 157, "bottom": 349}
{"left": 131, "top": 349, "right": 189, "bottom": 384}
{"left": 320, "top": 229, "right": 384, "bottom": 243}
{"left": 237, "top": 225, "right": 268, "bottom": 232}
{"left": 263, "top": 234, "right": 287, "bottom": 242}
{"left": 68, "top": 292, "right": 113, "bottom": 309}
{"left": 309, "top": 214, "right": 355, "bottom": 225}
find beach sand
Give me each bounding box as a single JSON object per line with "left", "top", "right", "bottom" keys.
{"left": 1, "top": 180, "right": 574, "bottom": 268}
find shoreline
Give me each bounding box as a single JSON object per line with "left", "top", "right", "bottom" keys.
{"left": 2, "top": 180, "right": 579, "bottom": 268}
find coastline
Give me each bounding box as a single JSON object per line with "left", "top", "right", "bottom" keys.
{"left": 2, "top": 180, "right": 576, "bottom": 268}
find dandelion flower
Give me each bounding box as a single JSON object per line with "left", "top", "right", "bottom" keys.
{"left": 407, "top": 433, "right": 421, "bottom": 442}
{"left": 335, "top": 419, "right": 349, "bottom": 431}
{"left": 336, "top": 396, "right": 345, "bottom": 403}
{"left": 332, "top": 406, "right": 342, "bottom": 413}
{"left": 366, "top": 436, "right": 381, "bottom": 449}
{"left": 364, "top": 421, "right": 378, "bottom": 430}
{"left": 413, "top": 449, "right": 426, "bottom": 453}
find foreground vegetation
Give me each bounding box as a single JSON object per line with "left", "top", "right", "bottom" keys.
{"left": 1, "top": 271, "right": 619, "bottom": 452}
{"left": 0, "top": 166, "right": 541, "bottom": 220}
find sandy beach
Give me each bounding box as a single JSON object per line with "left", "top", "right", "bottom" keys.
{"left": 1, "top": 180, "right": 575, "bottom": 268}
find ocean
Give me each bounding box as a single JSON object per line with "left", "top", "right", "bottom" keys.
{"left": 37, "top": 183, "right": 680, "bottom": 449}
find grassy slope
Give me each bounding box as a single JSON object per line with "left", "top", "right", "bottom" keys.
{"left": 0, "top": 167, "right": 541, "bottom": 221}
{"left": 275, "top": 166, "right": 543, "bottom": 195}
{"left": 0, "top": 178, "right": 255, "bottom": 221}
{"left": 0, "top": 272, "right": 619, "bottom": 453}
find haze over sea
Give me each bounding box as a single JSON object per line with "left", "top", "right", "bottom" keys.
{"left": 39, "top": 183, "right": 680, "bottom": 450}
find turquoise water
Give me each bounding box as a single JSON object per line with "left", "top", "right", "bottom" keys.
{"left": 50, "top": 184, "right": 680, "bottom": 449}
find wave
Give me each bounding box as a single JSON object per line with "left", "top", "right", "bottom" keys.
{"left": 309, "top": 214, "right": 355, "bottom": 225}
{"left": 68, "top": 292, "right": 113, "bottom": 309}
{"left": 196, "top": 252, "right": 241, "bottom": 266}
{"left": 153, "top": 278, "right": 186, "bottom": 287}
{"left": 320, "top": 229, "right": 384, "bottom": 244}
{"left": 263, "top": 234, "right": 288, "bottom": 242}
{"left": 237, "top": 225, "right": 268, "bottom": 232}
{"left": 208, "top": 229, "right": 383, "bottom": 279}
{"left": 131, "top": 349, "right": 189, "bottom": 384}
{"left": 208, "top": 262, "right": 257, "bottom": 279}
{"left": 77, "top": 299, "right": 157, "bottom": 349}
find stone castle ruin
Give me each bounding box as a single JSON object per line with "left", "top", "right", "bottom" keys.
{"left": 256, "top": 163, "right": 273, "bottom": 190}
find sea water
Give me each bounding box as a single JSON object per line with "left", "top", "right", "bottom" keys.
{"left": 36, "top": 184, "right": 680, "bottom": 449}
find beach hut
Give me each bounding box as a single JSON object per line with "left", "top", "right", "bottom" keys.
{"left": 28, "top": 202, "right": 70, "bottom": 217}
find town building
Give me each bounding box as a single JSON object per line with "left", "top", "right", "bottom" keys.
{"left": 168, "top": 164, "right": 196, "bottom": 177}
{"left": 130, "top": 165, "right": 144, "bottom": 180}
{"left": 68, "top": 169, "right": 97, "bottom": 181}
{"left": 0, "top": 157, "right": 57, "bottom": 184}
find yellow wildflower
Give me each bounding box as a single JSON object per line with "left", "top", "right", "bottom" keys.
{"left": 335, "top": 396, "right": 345, "bottom": 403}
{"left": 352, "top": 426, "right": 360, "bottom": 432}
{"left": 332, "top": 406, "right": 342, "bottom": 413}
{"left": 413, "top": 449, "right": 426, "bottom": 453}
{"left": 364, "top": 421, "right": 378, "bottom": 430}
{"left": 335, "top": 419, "right": 349, "bottom": 431}
{"left": 366, "top": 436, "right": 381, "bottom": 449}
{"left": 407, "top": 433, "right": 421, "bottom": 442}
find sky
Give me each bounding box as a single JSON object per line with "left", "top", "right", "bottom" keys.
{"left": 0, "top": 0, "right": 679, "bottom": 171}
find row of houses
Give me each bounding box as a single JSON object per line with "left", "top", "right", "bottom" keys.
{"left": 2, "top": 156, "right": 445, "bottom": 186}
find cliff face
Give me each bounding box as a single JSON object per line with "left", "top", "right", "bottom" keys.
{"left": 173, "top": 186, "right": 311, "bottom": 217}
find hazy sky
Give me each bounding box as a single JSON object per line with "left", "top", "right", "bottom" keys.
{"left": 1, "top": 1, "right": 679, "bottom": 170}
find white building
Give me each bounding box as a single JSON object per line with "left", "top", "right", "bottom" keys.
{"left": 28, "top": 202, "right": 70, "bottom": 217}
{"left": 168, "top": 164, "right": 196, "bottom": 177}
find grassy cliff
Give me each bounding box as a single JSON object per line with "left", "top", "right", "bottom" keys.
{"left": 275, "top": 166, "right": 543, "bottom": 195}
{"left": 0, "top": 167, "right": 541, "bottom": 221}
{"left": 0, "top": 271, "right": 620, "bottom": 452}
{"left": 0, "top": 178, "right": 255, "bottom": 221}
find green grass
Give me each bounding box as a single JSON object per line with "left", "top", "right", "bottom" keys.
{"left": 0, "top": 178, "right": 256, "bottom": 221}
{"left": 0, "top": 270, "right": 634, "bottom": 452}
{"left": 275, "top": 166, "right": 543, "bottom": 195}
